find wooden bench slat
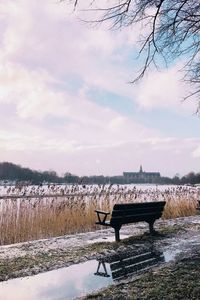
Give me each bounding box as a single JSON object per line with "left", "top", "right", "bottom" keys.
{"left": 112, "top": 207, "right": 164, "bottom": 216}
{"left": 111, "top": 214, "right": 162, "bottom": 226}
{"left": 111, "top": 211, "right": 162, "bottom": 220}
{"left": 113, "top": 201, "right": 165, "bottom": 210}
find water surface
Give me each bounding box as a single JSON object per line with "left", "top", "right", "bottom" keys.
{"left": 0, "top": 260, "right": 112, "bottom": 300}
{"left": 0, "top": 246, "right": 181, "bottom": 300}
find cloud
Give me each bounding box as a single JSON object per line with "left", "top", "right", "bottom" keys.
{"left": 0, "top": 0, "right": 197, "bottom": 116}
{"left": 133, "top": 63, "right": 197, "bottom": 114}
{"left": 0, "top": 0, "right": 138, "bottom": 101}
{"left": 192, "top": 146, "right": 200, "bottom": 158}
{"left": 0, "top": 0, "right": 199, "bottom": 178}
{"left": 0, "top": 62, "right": 70, "bottom": 119}
{"left": 1, "top": 126, "right": 199, "bottom": 177}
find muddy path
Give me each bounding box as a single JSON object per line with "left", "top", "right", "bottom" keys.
{"left": 0, "top": 216, "right": 200, "bottom": 280}
{"left": 0, "top": 216, "right": 200, "bottom": 299}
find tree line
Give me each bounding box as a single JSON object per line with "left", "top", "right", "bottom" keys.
{"left": 0, "top": 162, "right": 199, "bottom": 185}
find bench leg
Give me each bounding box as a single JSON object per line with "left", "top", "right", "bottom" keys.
{"left": 148, "top": 220, "right": 156, "bottom": 235}
{"left": 114, "top": 227, "right": 121, "bottom": 242}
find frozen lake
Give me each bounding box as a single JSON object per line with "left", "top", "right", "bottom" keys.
{"left": 0, "top": 183, "right": 197, "bottom": 197}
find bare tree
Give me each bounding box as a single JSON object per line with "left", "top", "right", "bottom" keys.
{"left": 67, "top": 0, "right": 200, "bottom": 112}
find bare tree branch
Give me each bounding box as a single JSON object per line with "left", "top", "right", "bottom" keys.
{"left": 66, "top": 0, "right": 200, "bottom": 112}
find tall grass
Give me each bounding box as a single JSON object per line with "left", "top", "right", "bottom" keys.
{"left": 0, "top": 184, "right": 199, "bottom": 245}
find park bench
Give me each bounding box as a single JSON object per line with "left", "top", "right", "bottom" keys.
{"left": 95, "top": 201, "right": 166, "bottom": 242}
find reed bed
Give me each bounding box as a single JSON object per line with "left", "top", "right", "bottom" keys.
{"left": 0, "top": 184, "right": 199, "bottom": 245}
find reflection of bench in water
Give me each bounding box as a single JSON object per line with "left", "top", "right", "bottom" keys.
{"left": 95, "top": 250, "right": 164, "bottom": 281}
{"left": 94, "top": 261, "right": 111, "bottom": 278}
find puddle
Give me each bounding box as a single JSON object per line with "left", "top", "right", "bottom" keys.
{"left": 0, "top": 246, "right": 182, "bottom": 300}
{"left": 191, "top": 220, "right": 200, "bottom": 224}
{"left": 162, "top": 235, "right": 200, "bottom": 262}
{"left": 163, "top": 249, "right": 182, "bottom": 262}
{"left": 0, "top": 260, "right": 112, "bottom": 300}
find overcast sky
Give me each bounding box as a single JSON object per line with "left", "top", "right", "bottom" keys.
{"left": 0, "top": 0, "right": 200, "bottom": 177}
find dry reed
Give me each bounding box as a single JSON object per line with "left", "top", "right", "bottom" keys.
{"left": 0, "top": 184, "right": 199, "bottom": 245}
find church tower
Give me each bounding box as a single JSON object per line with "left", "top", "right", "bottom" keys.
{"left": 139, "top": 165, "right": 143, "bottom": 173}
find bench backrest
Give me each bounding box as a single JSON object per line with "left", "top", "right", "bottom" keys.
{"left": 110, "top": 201, "right": 166, "bottom": 227}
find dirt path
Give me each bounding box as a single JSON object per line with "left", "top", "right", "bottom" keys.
{"left": 0, "top": 216, "right": 200, "bottom": 299}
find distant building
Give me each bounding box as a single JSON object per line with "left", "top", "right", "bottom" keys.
{"left": 123, "top": 165, "right": 161, "bottom": 183}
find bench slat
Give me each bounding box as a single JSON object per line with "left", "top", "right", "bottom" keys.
{"left": 111, "top": 211, "right": 162, "bottom": 219}
{"left": 111, "top": 207, "right": 164, "bottom": 217}
{"left": 111, "top": 213, "right": 162, "bottom": 226}
{"left": 113, "top": 201, "right": 165, "bottom": 210}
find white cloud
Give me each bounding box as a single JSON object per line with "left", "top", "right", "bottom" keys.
{"left": 0, "top": 0, "right": 138, "bottom": 100}
{"left": 0, "top": 62, "right": 70, "bottom": 119}
{"left": 192, "top": 146, "right": 200, "bottom": 158}
{"left": 134, "top": 63, "right": 197, "bottom": 114}
{"left": 0, "top": 0, "right": 199, "bottom": 177}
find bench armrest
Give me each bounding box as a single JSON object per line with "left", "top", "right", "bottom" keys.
{"left": 95, "top": 210, "right": 110, "bottom": 224}
{"left": 95, "top": 210, "right": 110, "bottom": 215}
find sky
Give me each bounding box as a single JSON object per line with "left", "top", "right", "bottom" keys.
{"left": 0, "top": 0, "right": 199, "bottom": 178}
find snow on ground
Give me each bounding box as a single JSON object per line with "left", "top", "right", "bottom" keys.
{"left": 0, "top": 215, "right": 200, "bottom": 260}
